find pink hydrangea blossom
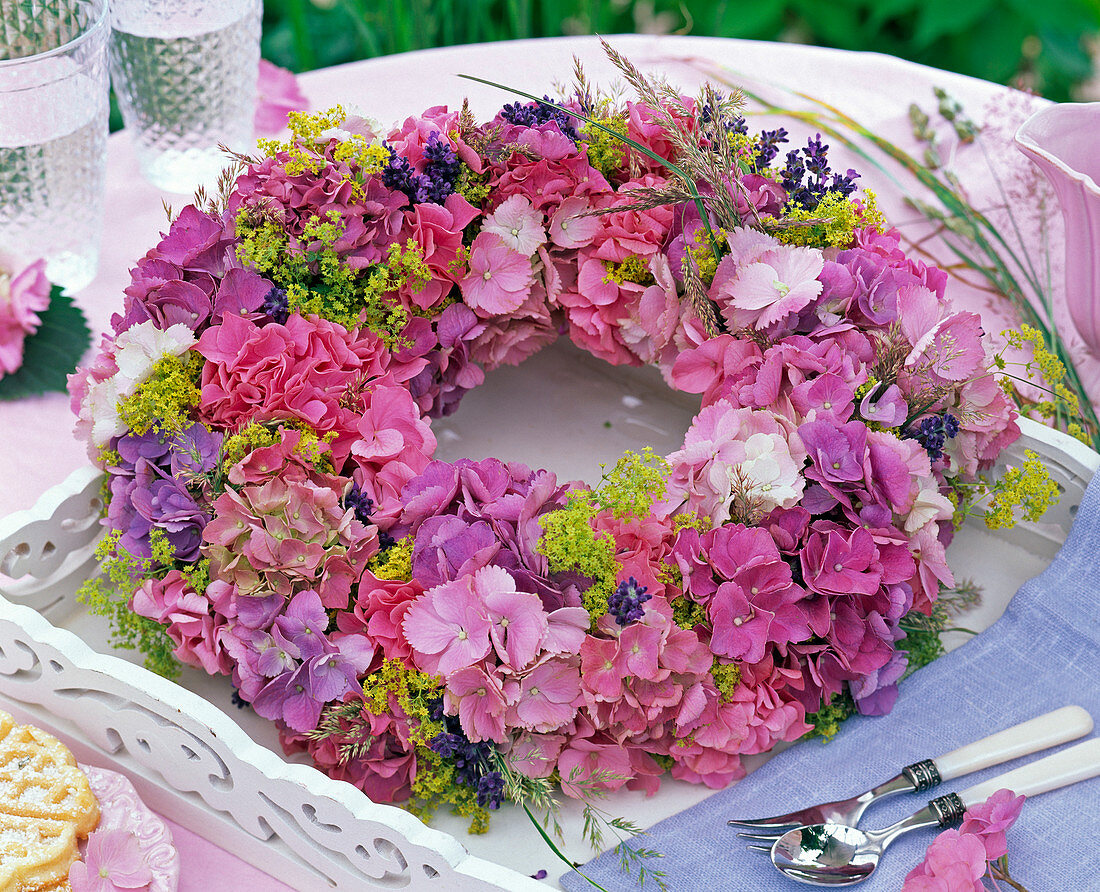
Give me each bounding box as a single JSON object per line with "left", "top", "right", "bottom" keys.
{"left": 349, "top": 383, "right": 437, "bottom": 530}
{"left": 340, "top": 573, "right": 424, "bottom": 665}
{"left": 902, "top": 829, "right": 988, "bottom": 892}
{"left": 445, "top": 664, "right": 510, "bottom": 743}
{"left": 401, "top": 572, "right": 493, "bottom": 677}
{"left": 395, "top": 193, "right": 479, "bottom": 310}
{"left": 903, "top": 790, "right": 1024, "bottom": 891}
{"left": 281, "top": 692, "right": 418, "bottom": 803}
{"left": 713, "top": 244, "right": 825, "bottom": 331}
{"left": 460, "top": 232, "right": 534, "bottom": 316}
{"left": 899, "top": 285, "right": 986, "bottom": 383}
{"left": 482, "top": 195, "right": 546, "bottom": 256}
{"left": 202, "top": 469, "right": 375, "bottom": 607}
{"left": 483, "top": 570, "right": 550, "bottom": 669}
{"left": 548, "top": 196, "right": 602, "bottom": 249}
{"left": 490, "top": 139, "right": 611, "bottom": 217}
{"left": 504, "top": 655, "right": 583, "bottom": 733}
{"left": 196, "top": 313, "right": 409, "bottom": 465}
{"left": 665, "top": 401, "right": 807, "bottom": 523}
{"left": 132, "top": 570, "right": 231, "bottom": 676}
{"left": 959, "top": 788, "right": 1026, "bottom": 860}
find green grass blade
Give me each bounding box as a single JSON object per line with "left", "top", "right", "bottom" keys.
{"left": 521, "top": 804, "right": 611, "bottom": 892}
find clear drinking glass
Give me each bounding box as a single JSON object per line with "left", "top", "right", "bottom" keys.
{"left": 0, "top": 0, "right": 110, "bottom": 294}
{"left": 108, "top": 0, "right": 262, "bottom": 194}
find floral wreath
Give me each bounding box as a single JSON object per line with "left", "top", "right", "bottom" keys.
{"left": 71, "top": 46, "right": 1047, "bottom": 852}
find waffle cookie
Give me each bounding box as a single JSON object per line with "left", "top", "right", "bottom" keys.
{"left": 0, "top": 711, "right": 99, "bottom": 892}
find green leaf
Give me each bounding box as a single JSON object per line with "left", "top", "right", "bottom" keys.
{"left": 912, "top": 0, "right": 997, "bottom": 48}
{"left": 0, "top": 286, "right": 91, "bottom": 401}
{"left": 710, "top": 0, "right": 786, "bottom": 38}
{"left": 1004, "top": 0, "right": 1099, "bottom": 30}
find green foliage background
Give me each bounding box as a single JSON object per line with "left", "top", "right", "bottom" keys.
{"left": 261, "top": 0, "right": 1100, "bottom": 100}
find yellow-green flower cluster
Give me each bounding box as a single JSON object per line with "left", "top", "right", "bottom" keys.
{"left": 581, "top": 114, "right": 628, "bottom": 179}
{"left": 236, "top": 207, "right": 419, "bottom": 346}
{"left": 671, "top": 596, "right": 707, "bottom": 631}
{"left": 257, "top": 106, "right": 351, "bottom": 176}
{"left": 603, "top": 254, "right": 653, "bottom": 286}
{"left": 358, "top": 659, "right": 491, "bottom": 832}
{"left": 539, "top": 450, "right": 671, "bottom": 624}
{"left": 984, "top": 449, "right": 1060, "bottom": 530}
{"left": 727, "top": 131, "right": 758, "bottom": 166}
{"left": 538, "top": 494, "right": 619, "bottom": 623}
{"left": 455, "top": 162, "right": 491, "bottom": 206}
{"left": 76, "top": 532, "right": 180, "bottom": 679}
{"left": 116, "top": 351, "right": 203, "bottom": 437}
{"left": 804, "top": 693, "right": 856, "bottom": 742}
{"left": 777, "top": 190, "right": 884, "bottom": 249}
{"left": 1001, "top": 325, "right": 1090, "bottom": 444}
{"left": 685, "top": 224, "right": 725, "bottom": 285}
{"left": 361, "top": 658, "right": 443, "bottom": 743}
{"left": 710, "top": 660, "right": 742, "bottom": 703}
{"left": 220, "top": 422, "right": 334, "bottom": 474}
{"left": 367, "top": 536, "right": 414, "bottom": 581}
{"left": 593, "top": 448, "right": 669, "bottom": 519}
{"left": 408, "top": 749, "right": 491, "bottom": 833}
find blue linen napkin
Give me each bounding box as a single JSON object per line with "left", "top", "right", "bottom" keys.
{"left": 562, "top": 469, "right": 1100, "bottom": 891}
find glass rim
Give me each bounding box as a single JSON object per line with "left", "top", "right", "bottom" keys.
{"left": 0, "top": 0, "right": 110, "bottom": 69}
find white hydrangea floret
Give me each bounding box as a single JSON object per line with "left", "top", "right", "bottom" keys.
{"left": 84, "top": 321, "right": 196, "bottom": 448}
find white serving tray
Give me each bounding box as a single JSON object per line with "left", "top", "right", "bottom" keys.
{"left": 1, "top": 346, "right": 1096, "bottom": 890}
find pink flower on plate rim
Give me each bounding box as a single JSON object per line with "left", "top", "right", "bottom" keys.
{"left": 69, "top": 828, "right": 153, "bottom": 892}
{"left": 0, "top": 256, "right": 50, "bottom": 376}
{"left": 254, "top": 59, "right": 309, "bottom": 135}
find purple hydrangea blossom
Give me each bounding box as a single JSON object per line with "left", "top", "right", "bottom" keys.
{"left": 273, "top": 590, "right": 330, "bottom": 660}
{"left": 406, "top": 304, "right": 486, "bottom": 419}
{"left": 107, "top": 423, "right": 221, "bottom": 561}
{"left": 396, "top": 458, "right": 582, "bottom": 611}
{"left": 252, "top": 652, "right": 360, "bottom": 732}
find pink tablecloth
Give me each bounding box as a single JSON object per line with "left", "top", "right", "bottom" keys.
{"left": 0, "top": 33, "right": 1081, "bottom": 889}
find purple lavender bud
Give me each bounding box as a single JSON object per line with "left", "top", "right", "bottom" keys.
{"left": 421, "top": 133, "right": 461, "bottom": 205}
{"left": 344, "top": 483, "right": 374, "bottom": 525}
{"left": 262, "top": 286, "right": 289, "bottom": 324}
{"left": 498, "top": 98, "right": 580, "bottom": 142}
{"left": 943, "top": 412, "right": 960, "bottom": 439}
{"left": 608, "top": 576, "right": 651, "bottom": 627}
{"left": 752, "top": 127, "right": 789, "bottom": 172}
{"left": 382, "top": 145, "right": 431, "bottom": 205}
{"left": 476, "top": 771, "right": 505, "bottom": 810}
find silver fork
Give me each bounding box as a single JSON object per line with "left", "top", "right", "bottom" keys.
{"left": 727, "top": 705, "right": 1091, "bottom": 842}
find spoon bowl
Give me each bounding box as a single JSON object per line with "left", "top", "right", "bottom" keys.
{"left": 771, "top": 824, "right": 880, "bottom": 886}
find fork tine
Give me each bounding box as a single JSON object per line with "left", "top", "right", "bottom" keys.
{"left": 727, "top": 818, "right": 798, "bottom": 830}
{"left": 736, "top": 831, "right": 785, "bottom": 843}
{"left": 744, "top": 844, "right": 772, "bottom": 854}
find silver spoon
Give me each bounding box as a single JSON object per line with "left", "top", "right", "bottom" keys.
{"left": 770, "top": 737, "right": 1100, "bottom": 886}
